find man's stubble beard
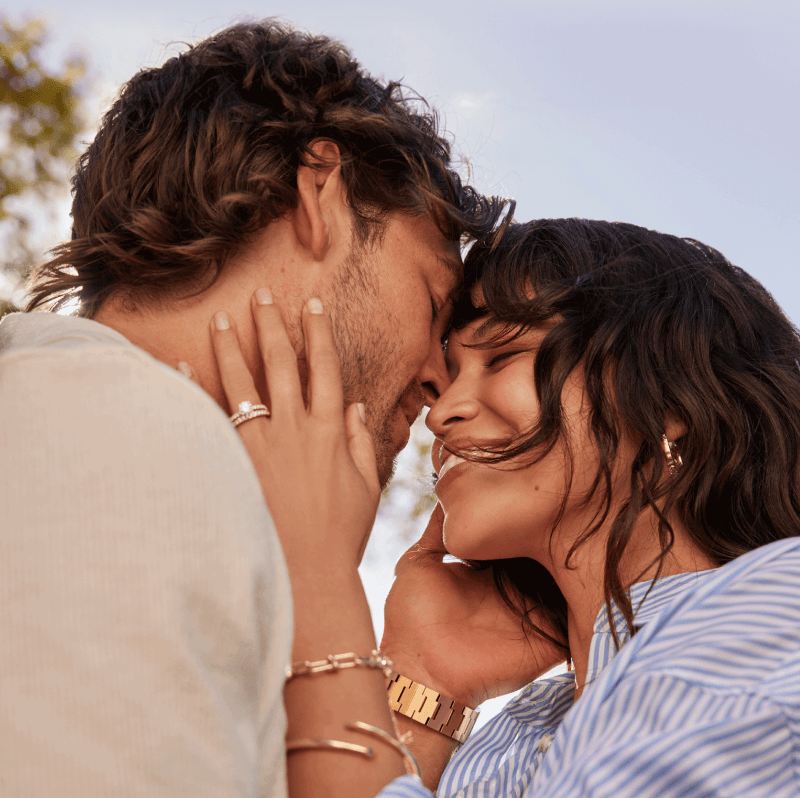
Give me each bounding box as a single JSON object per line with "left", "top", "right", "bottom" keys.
{"left": 326, "top": 240, "right": 414, "bottom": 489}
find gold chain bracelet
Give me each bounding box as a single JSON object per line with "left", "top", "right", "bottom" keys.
{"left": 285, "top": 650, "right": 394, "bottom": 681}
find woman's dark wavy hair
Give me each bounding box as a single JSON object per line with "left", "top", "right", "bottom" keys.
{"left": 453, "top": 218, "right": 800, "bottom": 654}
{"left": 26, "top": 19, "right": 504, "bottom": 317}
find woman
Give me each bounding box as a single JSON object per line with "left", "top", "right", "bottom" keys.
{"left": 203, "top": 218, "right": 800, "bottom": 797}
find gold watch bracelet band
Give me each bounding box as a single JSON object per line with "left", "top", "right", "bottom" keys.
{"left": 387, "top": 673, "right": 479, "bottom": 744}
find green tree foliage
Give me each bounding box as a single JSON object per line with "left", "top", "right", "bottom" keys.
{"left": 0, "top": 18, "right": 85, "bottom": 314}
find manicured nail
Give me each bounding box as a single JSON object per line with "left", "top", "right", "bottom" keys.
{"left": 357, "top": 403, "right": 366, "bottom": 424}
{"left": 308, "top": 297, "right": 323, "bottom": 315}
{"left": 255, "top": 287, "right": 273, "bottom": 305}
{"left": 214, "top": 311, "right": 230, "bottom": 330}
{"left": 177, "top": 361, "right": 193, "bottom": 378}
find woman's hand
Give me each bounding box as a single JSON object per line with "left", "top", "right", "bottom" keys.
{"left": 381, "top": 504, "right": 566, "bottom": 709}
{"left": 207, "top": 292, "right": 381, "bottom": 577}
{"left": 195, "top": 293, "right": 406, "bottom": 798}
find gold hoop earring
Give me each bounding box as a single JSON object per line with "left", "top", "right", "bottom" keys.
{"left": 661, "top": 434, "right": 683, "bottom": 475}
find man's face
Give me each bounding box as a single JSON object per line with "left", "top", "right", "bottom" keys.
{"left": 326, "top": 214, "right": 461, "bottom": 486}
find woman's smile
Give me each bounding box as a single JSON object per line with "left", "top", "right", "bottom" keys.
{"left": 425, "top": 316, "right": 581, "bottom": 562}
{"left": 436, "top": 452, "right": 466, "bottom": 480}
{"left": 434, "top": 454, "right": 474, "bottom": 491}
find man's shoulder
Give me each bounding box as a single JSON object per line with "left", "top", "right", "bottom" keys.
{"left": 0, "top": 311, "right": 283, "bottom": 588}
{"left": 0, "top": 310, "right": 223, "bottom": 430}
{"left": 0, "top": 311, "right": 177, "bottom": 403}
{"left": 0, "top": 310, "right": 132, "bottom": 353}
{"left": 0, "top": 310, "right": 265, "bottom": 528}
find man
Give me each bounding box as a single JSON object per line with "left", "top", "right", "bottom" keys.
{"left": 0, "top": 20, "right": 502, "bottom": 797}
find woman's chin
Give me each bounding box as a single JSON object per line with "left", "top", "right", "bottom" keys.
{"left": 441, "top": 518, "right": 506, "bottom": 562}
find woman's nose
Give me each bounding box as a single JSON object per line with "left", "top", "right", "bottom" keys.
{"left": 425, "top": 377, "right": 480, "bottom": 437}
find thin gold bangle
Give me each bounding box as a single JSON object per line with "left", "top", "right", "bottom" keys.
{"left": 286, "top": 738, "right": 374, "bottom": 758}
{"left": 346, "top": 721, "right": 422, "bottom": 779}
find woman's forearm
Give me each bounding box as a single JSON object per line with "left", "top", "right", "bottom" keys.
{"left": 284, "top": 567, "right": 407, "bottom": 798}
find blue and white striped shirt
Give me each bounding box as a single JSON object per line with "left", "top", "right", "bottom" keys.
{"left": 379, "top": 537, "right": 800, "bottom": 798}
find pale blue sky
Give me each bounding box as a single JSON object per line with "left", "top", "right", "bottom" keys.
{"left": 5, "top": 0, "right": 798, "bottom": 724}
{"left": 6, "top": 0, "right": 799, "bottom": 318}
{"left": 4, "top": 0, "right": 800, "bottom": 320}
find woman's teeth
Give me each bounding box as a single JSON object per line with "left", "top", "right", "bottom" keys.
{"left": 438, "top": 455, "right": 467, "bottom": 480}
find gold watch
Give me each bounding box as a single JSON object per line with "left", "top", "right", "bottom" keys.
{"left": 387, "top": 673, "right": 479, "bottom": 744}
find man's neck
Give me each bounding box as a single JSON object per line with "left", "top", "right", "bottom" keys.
{"left": 93, "top": 287, "right": 251, "bottom": 413}
{"left": 92, "top": 218, "right": 333, "bottom": 413}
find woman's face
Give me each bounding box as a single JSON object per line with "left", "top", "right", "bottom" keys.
{"left": 426, "top": 315, "right": 606, "bottom": 566}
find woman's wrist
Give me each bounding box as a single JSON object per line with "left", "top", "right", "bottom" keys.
{"left": 381, "top": 647, "right": 480, "bottom": 709}
{"left": 379, "top": 650, "right": 468, "bottom": 792}
{"left": 283, "top": 570, "right": 409, "bottom": 795}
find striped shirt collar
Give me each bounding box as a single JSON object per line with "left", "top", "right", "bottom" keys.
{"left": 586, "top": 569, "right": 716, "bottom": 687}
{"left": 505, "top": 568, "right": 716, "bottom": 723}
{"left": 599, "top": 568, "right": 717, "bottom": 636}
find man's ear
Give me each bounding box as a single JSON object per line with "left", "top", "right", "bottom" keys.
{"left": 294, "top": 139, "right": 345, "bottom": 261}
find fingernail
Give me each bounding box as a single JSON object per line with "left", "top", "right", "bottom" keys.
{"left": 177, "top": 361, "right": 193, "bottom": 378}
{"left": 214, "top": 311, "right": 230, "bottom": 330}
{"left": 308, "top": 298, "right": 323, "bottom": 315}
{"left": 255, "top": 287, "right": 273, "bottom": 305}
{"left": 357, "top": 402, "right": 366, "bottom": 424}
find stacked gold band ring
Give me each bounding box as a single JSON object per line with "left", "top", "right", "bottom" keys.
{"left": 230, "top": 401, "right": 270, "bottom": 428}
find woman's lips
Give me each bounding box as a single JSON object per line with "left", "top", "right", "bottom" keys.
{"left": 437, "top": 454, "right": 467, "bottom": 480}
{"left": 435, "top": 455, "right": 476, "bottom": 493}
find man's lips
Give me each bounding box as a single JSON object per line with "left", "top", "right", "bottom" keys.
{"left": 396, "top": 405, "right": 419, "bottom": 444}
{"left": 398, "top": 387, "right": 424, "bottom": 430}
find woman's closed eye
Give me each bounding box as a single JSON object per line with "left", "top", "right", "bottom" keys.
{"left": 484, "top": 349, "right": 529, "bottom": 369}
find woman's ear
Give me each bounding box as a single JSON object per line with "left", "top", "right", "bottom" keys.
{"left": 664, "top": 412, "right": 687, "bottom": 442}
{"left": 294, "top": 139, "right": 345, "bottom": 261}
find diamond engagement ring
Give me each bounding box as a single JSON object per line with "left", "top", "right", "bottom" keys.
{"left": 230, "top": 401, "right": 270, "bottom": 428}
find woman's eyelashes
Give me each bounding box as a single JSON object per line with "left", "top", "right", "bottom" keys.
{"left": 484, "top": 349, "right": 529, "bottom": 369}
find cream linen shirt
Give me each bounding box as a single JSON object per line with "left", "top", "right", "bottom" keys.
{"left": 0, "top": 311, "right": 293, "bottom": 797}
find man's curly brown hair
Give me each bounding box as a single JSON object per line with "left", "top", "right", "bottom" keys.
{"left": 27, "top": 20, "right": 505, "bottom": 317}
